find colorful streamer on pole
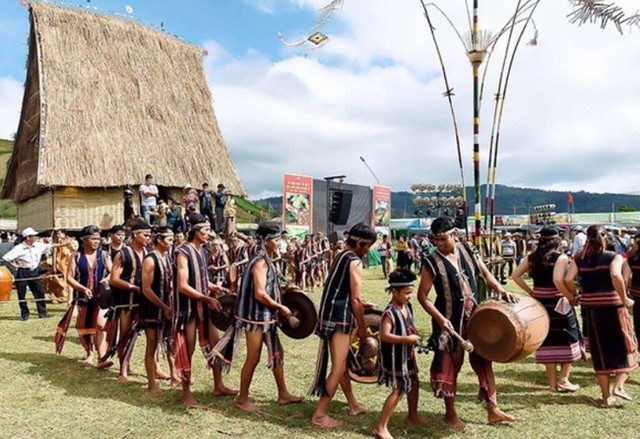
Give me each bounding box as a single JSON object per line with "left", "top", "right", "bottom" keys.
{"left": 471, "top": 0, "right": 482, "bottom": 250}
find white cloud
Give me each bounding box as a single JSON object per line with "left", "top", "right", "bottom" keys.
{"left": 3, "top": 1, "right": 638, "bottom": 200}
{"left": 205, "top": 0, "right": 640, "bottom": 198}
{"left": 242, "top": 0, "right": 277, "bottom": 14}
{"left": 0, "top": 77, "right": 22, "bottom": 140}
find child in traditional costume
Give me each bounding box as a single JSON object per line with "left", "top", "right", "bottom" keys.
{"left": 374, "top": 269, "right": 427, "bottom": 439}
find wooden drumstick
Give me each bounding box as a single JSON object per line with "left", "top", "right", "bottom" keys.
{"left": 450, "top": 330, "right": 474, "bottom": 352}
{"left": 288, "top": 315, "right": 300, "bottom": 328}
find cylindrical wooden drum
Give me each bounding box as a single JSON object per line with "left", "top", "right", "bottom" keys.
{"left": 467, "top": 296, "right": 549, "bottom": 363}
{"left": 0, "top": 266, "right": 13, "bottom": 302}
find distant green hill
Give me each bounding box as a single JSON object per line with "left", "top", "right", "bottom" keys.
{"left": 255, "top": 184, "right": 640, "bottom": 218}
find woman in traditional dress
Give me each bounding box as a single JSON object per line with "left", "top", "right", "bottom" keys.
{"left": 623, "top": 235, "right": 640, "bottom": 342}
{"left": 565, "top": 225, "right": 637, "bottom": 406}
{"left": 56, "top": 225, "right": 112, "bottom": 368}
{"left": 512, "top": 227, "right": 582, "bottom": 392}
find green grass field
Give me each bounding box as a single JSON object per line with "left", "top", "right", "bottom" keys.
{"left": 0, "top": 268, "right": 638, "bottom": 439}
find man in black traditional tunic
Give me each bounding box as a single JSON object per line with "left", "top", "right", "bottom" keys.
{"left": 418, "top": 216, "right": 517, "bottom": 430}
{"left": 174, "top": 215, "right": 237, "bottom": 407}
{"left": 213, "top": 222, "right": 303, "bottom": 412}
{"left": 140, "top": 227, "right": 178, "bottom": 393}
{"left": 310, "top": 223, "right": 376, "bottom": 429}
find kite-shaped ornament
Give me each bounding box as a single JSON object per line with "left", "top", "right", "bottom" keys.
{"left": 308, "top": 31, "right": 329, "bottom": 45}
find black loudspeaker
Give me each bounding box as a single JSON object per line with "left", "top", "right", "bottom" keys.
{"left": 454, "top": 206, "right": 467, "bottom": 229}
{"left": 329, "top": 190, "right": 353, "bottom": 225}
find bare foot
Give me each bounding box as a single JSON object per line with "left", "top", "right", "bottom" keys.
{"left": 557, "top": 380, "right": 580, "bottom": 393}
{"left": 488, "top": 408, "right": 518, "bottom": 424}
{"left": 602, "top": 396, "right": 617, "bottom": 407}
{"left": 155, "top": 369, "right": 171, "bottom": 380}
{"left": 277, "top": 393, "right": 304, "bottom": 405}
{"left": 82, "top": 356, "right": 94, "bottom": 365}
{"left": 406, "top": 415, "right": 429, "bottom": 426}
{"left": 613, "top": 388, "right": 632, "bottom": 401}
{"left": 235, "top": 399, "right": 261, "bottom": 413}
{"left": 170, "top": 377, "right": 181, "bottom": 388}
{"left": 372, "top": 426, "right": 394, "bottom": 439}
{"left": 182, "top": 391, "right": 198, "bottom": 408}
{"left": 311, "top": 414, "right": 343, "bottom": 429}
{"left": 213, "top": 385, "right": 239, "bottom": 397}
{"left": 445, "top": 415, "right": 466, "bottom": 431}
{"left": 117, "top": 374, "right": 128, "bottom": 384}
{"left": 348, "top": 403, "right": 370, "bottom": 417}
{"left": 148, "top": 384, "right": 163, "bottom": 394}
{"left": 96, "top": 360, "right": 113, "bottom": 370}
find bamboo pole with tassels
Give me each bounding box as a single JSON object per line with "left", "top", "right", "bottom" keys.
{"left": 419, "top": 0, "right": 468, "bottom": 240}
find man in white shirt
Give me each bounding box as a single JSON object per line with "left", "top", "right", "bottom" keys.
{"left": 500, "top": 232, "right": 517, "bottom": 284}
{"left": 571, "top": 226, "right": 587, "bottom": 257}
{"left": 139, "top": 174, "right": 159, "bottom": 224}
{"left": 277, "top": 230, "right": 289, "bottom": 276}
{"left": 3, "top": 228, "right": 52, "bottom": 320}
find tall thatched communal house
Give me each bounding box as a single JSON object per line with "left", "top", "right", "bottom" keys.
{"left": 2, "top": 2, "right": 245, "bottom": 230}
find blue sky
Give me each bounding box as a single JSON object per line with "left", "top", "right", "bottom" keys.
{"left": 1, "top": 1, "right": 640, "bottom": 199}
{"left": 0, "top": 0, "right": 323, "bottom": 78}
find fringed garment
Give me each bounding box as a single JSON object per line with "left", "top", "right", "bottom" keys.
{"left": 378, "top": 302, "right": 418, "bottom": 396}
{"left": 55, "top": 250, "right": 108, "bottom": 356}
{"left": 212, "top": 251, "right": 284, "bottom": 373}
{"left": 227, "top": 245, "right": 247, "bottom": 292}
{"left": 173, "top": 243, "right": 213, "bottom": 384}
{"left": 310, "top": 249, "right": 360, "bottom": 397}
{"left": 209, "top": 252, "right": 228, "bottom": 287}
{"left": 139, "top": 251, "right": 174, "bottom": 353}
{"left": 576, "top": 251, "right": 638, "bottom": 375}
{"left": 529, "top": 252, "right": 583, "bottom": 364}
{"left": 101, "top": 246, "right": 146, "bottom": 363}
{"left": 422, "top": 242, "right": 490, "bottom": 401}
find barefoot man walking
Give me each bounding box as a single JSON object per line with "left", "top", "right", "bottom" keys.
{"left": 418, "top": 217, "right": 518, "bottom": 430}
{"left": 310, "top": 223, "right": 377, "bottom": 429}
{"left": 213, "top": 222, "right": 303, "bottom": 412}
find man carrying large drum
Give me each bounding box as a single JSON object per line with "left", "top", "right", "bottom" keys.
{"left": 417, "top": 217, "right": 518, "bottom": 430}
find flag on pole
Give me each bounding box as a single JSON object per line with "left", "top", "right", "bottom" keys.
{"left": 567, "top": 192, "right": 574, "bottom": 205}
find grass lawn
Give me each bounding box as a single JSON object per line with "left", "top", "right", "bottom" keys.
{"left": 0, "top": 267, "right": 638, "bottom": 439}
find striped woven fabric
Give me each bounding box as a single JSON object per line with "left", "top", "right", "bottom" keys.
{"left": 580, "top": 291, "right": 623, "bottom": 307}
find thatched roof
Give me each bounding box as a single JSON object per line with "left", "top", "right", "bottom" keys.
{"left": 2, "top": 2, "right": 245, "bottom": 202}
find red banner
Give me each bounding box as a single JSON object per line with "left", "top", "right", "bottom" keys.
{"left": 283, "top": 174, "right": 313, "bottom": 237}
{"left": 372, "top": 185, "right": 391, "bottom": 232}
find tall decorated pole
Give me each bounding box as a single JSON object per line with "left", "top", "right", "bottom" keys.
{"left": 468, "top": 0, "right": 485, "bottom": 250}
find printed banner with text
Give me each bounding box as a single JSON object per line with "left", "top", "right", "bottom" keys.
{"left": 372, "top": 185, "right": 391, "bottom": 236}
{"left": 283, "top": 173, "right": 313, "bottom": 237}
